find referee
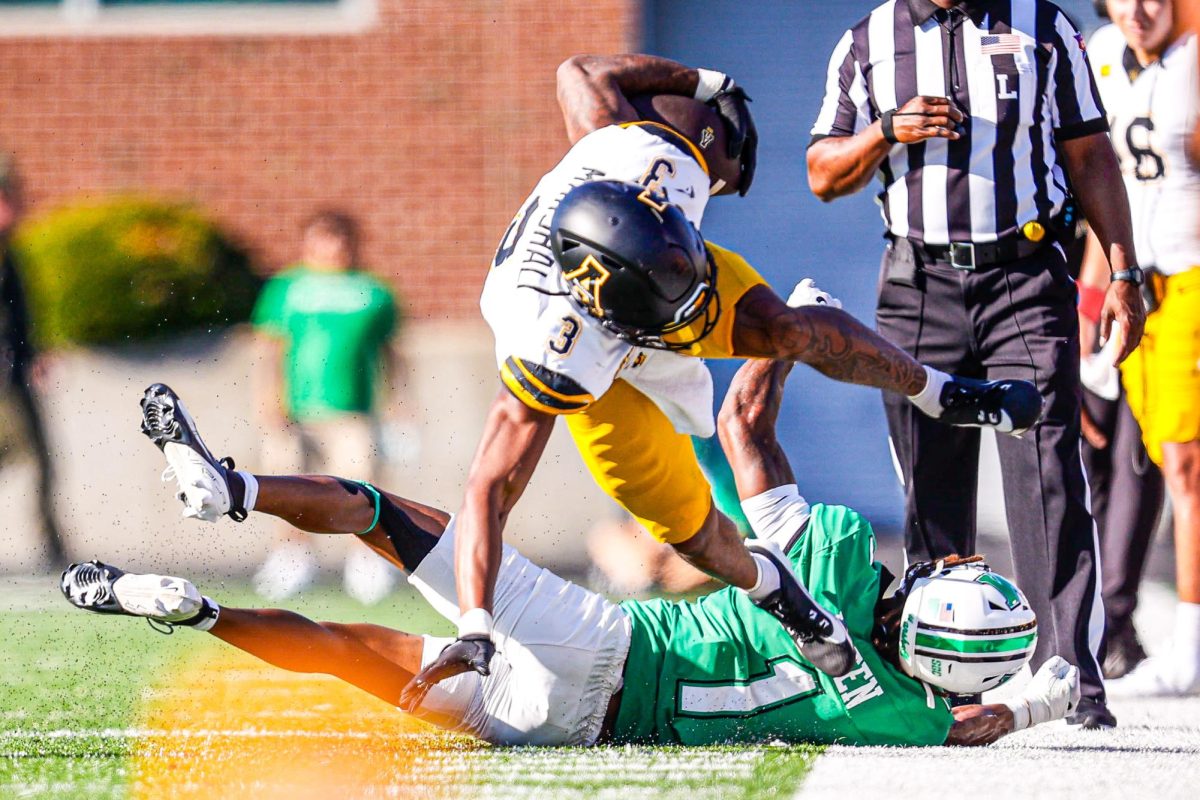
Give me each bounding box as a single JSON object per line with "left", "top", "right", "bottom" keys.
{"left": 807, "top": 0, "right": 1145, "bottom": 728}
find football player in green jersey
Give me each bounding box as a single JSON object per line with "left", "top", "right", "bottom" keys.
{"left": 62, "top": 358, "right": 1079, "bottom": 747}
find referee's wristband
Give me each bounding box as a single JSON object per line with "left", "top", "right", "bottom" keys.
{"left": 880, "top": 109, "right": 900, "bottom": 144}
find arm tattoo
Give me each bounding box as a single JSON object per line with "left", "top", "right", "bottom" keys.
{"left": 733, "top": 291, "right": 926, "bottom": 395}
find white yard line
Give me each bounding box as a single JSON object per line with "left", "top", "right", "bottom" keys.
{"left": 797, "top": 583, "right": 1200, "bottom": 799}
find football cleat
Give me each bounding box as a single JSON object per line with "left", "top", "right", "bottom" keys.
{"left": 140, "top": 383, "right": 247, "bottom": 522}
{"left": 60, "top": 560, "right": 217, "bottom": 631}
{"left": 1065, "top": 696, "right": 1118, "bottom": 730}
{"left": 937, "top": 376, "right": 1043, "bottom": 436}
{"left": 1102, "top": 616, "right": 1148, "bottom": 680}
{"left": 747, "top": 541, "right": 857, "bottom": 677}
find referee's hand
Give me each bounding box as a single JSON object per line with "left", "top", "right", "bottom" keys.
{"left": 890, "top": 96, "right": 965, "bottom": 143}
{"left": 1100, "top": 280, "right": 1145, "bottom": 366}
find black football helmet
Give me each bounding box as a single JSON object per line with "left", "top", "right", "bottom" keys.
{"left": 549, "top": 180, "right": 719, "bottom": 351}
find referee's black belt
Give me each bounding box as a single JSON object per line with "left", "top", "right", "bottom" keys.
{"left": 910, "top": 236, "right": 1048, "bottom": 270}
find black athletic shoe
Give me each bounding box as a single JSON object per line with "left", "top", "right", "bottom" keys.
{"left": 1066, "top": 697, "right": 1118, "bottom": 730}
{"left": 937, "top": 376, "right": 1043, "bottom": 436}
{"left": 747, "top": 541, "right": 857, "bottom": 677}
{"left": 1103, "top": 616, "right": 1149, "bottom": 680}
{"left": 140, "top": 383, "right": 247, "bottom": 522}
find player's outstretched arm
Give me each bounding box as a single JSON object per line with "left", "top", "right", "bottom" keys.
{"left": 455, "top": 389, "right": 556, "bottom": 615}
{"left": 717, "top": 358, "right": 797, "bottom": 501}
{"left": 731, "top": 285, "right": 927, "bottom": 396}
{"left": 398, "top": 390, "right": 555, "bottom": 709}
{"left": 944, "top": 657, "right": 1081, "bottom": 746}
{"left": 557, "top": 54, "right": 698, "bottom": 143}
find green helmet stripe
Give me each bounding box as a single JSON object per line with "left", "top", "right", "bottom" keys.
{"left": 915, "top": 631, "right": 1036, "bottom": 654}
{"left": 977, "top": 572, "right": 1023, "bottom": 609}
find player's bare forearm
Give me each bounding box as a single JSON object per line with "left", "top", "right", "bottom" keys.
{"left": 557, "top": 54, "right": 699, "bottom": 143}
{"left": 944, "top": 704, "right": 1015, "bottom": 746}
{"left": 455, "top": 391, "right": 556, "bottom": 613}
{"left": 732, "top": 286, "right": 926, "bottom": 395}
{"left": 806, "top": 126, "right": 891, "bottom": 200}
{"left": 717, "top": 359, "right": 797, "bottom": 500}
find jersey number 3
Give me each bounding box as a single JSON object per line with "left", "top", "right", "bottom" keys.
{"left": 547, "top": 315, "right": 582, "bottom": 356}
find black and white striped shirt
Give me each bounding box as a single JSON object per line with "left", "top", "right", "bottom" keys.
{"left": 811, "top": 0, "right": 1107, "bottom": 246}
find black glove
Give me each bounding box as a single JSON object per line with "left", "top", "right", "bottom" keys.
{"left": 398, "top": 635, "right": 496, "bottom": 713}
{"left": 709, "top": 86, "right": 758, "bottom": 196}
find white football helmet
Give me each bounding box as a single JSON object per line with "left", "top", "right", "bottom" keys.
{"left": 896, "top": 559, "right": 1037, "bottom": 695}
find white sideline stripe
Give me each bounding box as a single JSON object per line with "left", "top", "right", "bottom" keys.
{"left": 794, "top": 584, "right": 1200, "bottom": 799}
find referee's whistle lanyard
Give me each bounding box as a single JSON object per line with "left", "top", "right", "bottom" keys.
{"left": 938, "top": 9, "right": 967, "bottom": 111}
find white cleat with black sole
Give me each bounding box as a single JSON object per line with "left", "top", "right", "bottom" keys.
{"left": 60, "top": 560, "right": 219, "bottom": 632}
{"left": 140, "top": 383, "right": 250, "bottom": 523}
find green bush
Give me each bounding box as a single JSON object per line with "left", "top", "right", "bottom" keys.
{"left": 12, "top": 196, "right": 260, "bottom": 348}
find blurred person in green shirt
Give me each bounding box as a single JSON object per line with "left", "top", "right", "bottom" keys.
{"left": 251, "top": 210, "right": 400, "bottom": 604}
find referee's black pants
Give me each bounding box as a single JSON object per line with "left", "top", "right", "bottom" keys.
{"left": 876, "top": 239, "right": 1106, "bottom": 703}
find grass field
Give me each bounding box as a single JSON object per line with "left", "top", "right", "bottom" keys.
{"left": 0, "top": 577, "right": 818, "bottom": 800}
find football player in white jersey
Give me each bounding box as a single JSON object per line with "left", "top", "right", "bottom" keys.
{"left": 421, "top": 54, "right": 1049, "bottom": 699}
{"left": 1081, "top": 0, "right": 1200, "bottom": 696}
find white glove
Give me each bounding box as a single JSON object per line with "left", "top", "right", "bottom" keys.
{"left": 1004, "top": 656, "right": 1081, "bottom": 731}
{"left": 787, "top": 278, "right": 843, "bottom": 310}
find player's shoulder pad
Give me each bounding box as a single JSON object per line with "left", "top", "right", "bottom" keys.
{"left": 501, "top": 357, "right": 595, "bottom": 415}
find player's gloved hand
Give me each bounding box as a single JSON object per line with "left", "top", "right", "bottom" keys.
{"left": 787, "top": 278, "right": 843, "bottom": 310}
{"left": 398, "top": 635, "right": 495, "bottom": 713}
{"left": 1003, "top": 656, "right": 1081, "bottom": 731}
{"left": 711, "top": 87, "right": 757, "bottom": 196}
{"left": 693, "top": 69, "right": 757, "bottom": 195}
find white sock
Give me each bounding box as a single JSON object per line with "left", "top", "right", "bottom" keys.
{"left": 237, "top": 470, "right": 259, "bottom": 513}
{"left": 1174, "top": 602, "right": 1200, "bottom": 687}
{"left": 190, "top": 597, "right": 220, "bottom": 632}
{"left": 745, "top": 552, "right": 782, "bottom": 601}
{"left": 907, "top": 366, "right": 951, "bottom": 419}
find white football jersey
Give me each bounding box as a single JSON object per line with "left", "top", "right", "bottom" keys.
{"left": 1090, "top": 26, "right": 1200, "bottom": 275}
{"left": 480, "top": 122, "right": 718, "bottom": 436}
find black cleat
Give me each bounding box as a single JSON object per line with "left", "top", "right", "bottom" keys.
{"left": 1103, "top": 616, "right": 1149, "bottom": 680}
{"left": 1066, "top": 697, "right": 1118, "bottom": 730}
{"left": 140, "top": 383, "right": 247, "bottom": 522}
{"left": 937, "top": 376, "right": 1043, "bottom": 436}
{"left": 748, "top": 541, "right": 857, "bottom": 677}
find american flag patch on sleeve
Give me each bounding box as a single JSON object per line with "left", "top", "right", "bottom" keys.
{"left": 980, "top": 33, "right": 1023, "bottom": 55}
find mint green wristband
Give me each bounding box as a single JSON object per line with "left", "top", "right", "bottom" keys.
{"left": 354, "top": 482, "right": 383, "bottom": 536}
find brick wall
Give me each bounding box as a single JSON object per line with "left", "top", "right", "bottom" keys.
{"left": 0, "top": 0, "right": 639, "bottom": 320}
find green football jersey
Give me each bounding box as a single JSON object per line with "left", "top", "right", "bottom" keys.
{"left": 252, "top": 266, "right": 398, "bottom": 421}
{"left": 612, "top": 503, "right": 953, "bottom": 746}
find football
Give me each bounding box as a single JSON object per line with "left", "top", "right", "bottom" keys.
{"left": 628, "top": 93, "right": 743, "bottom": 196}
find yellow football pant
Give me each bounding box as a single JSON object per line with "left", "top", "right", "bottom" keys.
{"left": 1122, "top": 266, "right": 1200, "bottom": 466}
{"left": 565, "top": 242, "right": 767, "bottom": 543}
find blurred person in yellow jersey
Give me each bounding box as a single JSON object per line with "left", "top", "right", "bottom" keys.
{"left": 1082, "top": 0, "right": 1200, "bottom": 696}
{"left": 250, "top": 210, "right": 402, "bottom": 605}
